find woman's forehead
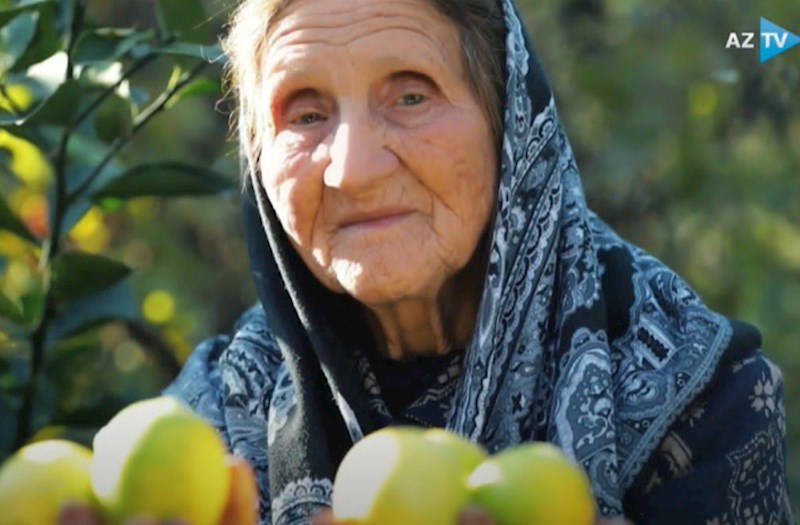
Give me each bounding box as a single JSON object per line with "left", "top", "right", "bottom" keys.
{"left": 264, "top": 0, "right": 460, "bottom": 64}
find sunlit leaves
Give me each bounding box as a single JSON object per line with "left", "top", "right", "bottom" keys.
{"left": 0, "top": 0, "right": 238, "bottom": 455}
{"left": 0, "top": 84, "right": 33, "bottom": 113}
{"left": 0, "top": 193, "right": 36, "bottom": 244}
{"left": 0, "top": 129, "right": 52, "bottom": 188}
{"left": 0, "top": 1, "right": 58, "bottom": 72}
{"left": 66, "top": 206, "right": 110, "bottom": 254}
{"left": 0, "top": 52, "right": 75, "bottom": 125}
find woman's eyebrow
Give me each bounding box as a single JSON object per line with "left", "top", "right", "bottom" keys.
{"left": 365, "top": 53, "right": 449, "bottom": 77}
{"left": 263, "top": 60, "right": 329, "bottom": 93}
{"left": 263, "top": 57, "right": 448, "bottom": 99}
{"left": 264, "top": 51, "right": 318, "bottom": 77}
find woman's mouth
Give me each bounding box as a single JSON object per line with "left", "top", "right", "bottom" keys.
{"left": 339, "top": 209, "right": 414, "bottom": 232}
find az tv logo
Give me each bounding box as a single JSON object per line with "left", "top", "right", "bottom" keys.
{"left": 726, "top": 18, "right": 800, "bottom": 63}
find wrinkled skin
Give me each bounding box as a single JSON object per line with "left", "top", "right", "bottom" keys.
{"left": 259, "top": 0, "right": 498, "bottom": 359}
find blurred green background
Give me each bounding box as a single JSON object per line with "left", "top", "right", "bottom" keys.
{"left": 0, "top": 0, "right": 797, "bottom": 514}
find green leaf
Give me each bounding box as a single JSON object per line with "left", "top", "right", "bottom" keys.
{"left": 72, "top": 28, "right": 154, "bottom": 66}
{"left": 0, "top": 192, "right": 37, "bottom": 243}
{"left": 64, "top": 131, "right": 122, "bottom": 192}
{"left": 24, "top": 77, "right": 80, "bottom": 126}
{"left": 154, "top": 0, "right": 208, "bottom": 44}
{"left": 0, "top": 10, "right": 38, "bottom": 72}
{"left": 47, "top": 280, "right": 136, "bottom": 345}
{"left": 90, "top": 162, "right": 235, "bottom": 199}
{"left": 78, "top": 61, "right": 125, "bottom": 90}
{"left": 0, "top": 128, "right": 53, "bottom": 191}
{"left": 52, "top": 252, "right": 131, "bottom": 303}
{"left": 51, "top": 134, "right": 123, "bottom": 239}
{"left": 55, "top": 0, "right": 75, "bottom": 38}
{"left": 93, "top": 92, "right": 132, "bottom": 143}
{"left": 151, "top": 42, "right": 223, "bottom": 62}
{"left": 165, "top": 77, "right": 219, "bottom": 109}
{"left": 0, "top": 53, "right": 79, "bottom": 126}
{"left": 19, "top": 287, "right": 43, "bottom": 326}
{"left": 96, "top": 197, "right": 122, "bottom": 213}
{"left": 0, "top": 289, "right": 24, "bottom": 324}
{"left": 8, "top": 1, "right": 58, "bottom": 73}
{"left": 0, "top": 1, "right": 53, "bottom": 28}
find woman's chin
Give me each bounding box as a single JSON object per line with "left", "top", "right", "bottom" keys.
{"left": 333, "top": 266, "right": 441, "bottom": 306}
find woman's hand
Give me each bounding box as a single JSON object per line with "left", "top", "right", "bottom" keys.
{"left": 310, "top": 506, "right": 634, "bottom": 525}
{"left": 56, "top": 455, "right": 258, "bottom": 525}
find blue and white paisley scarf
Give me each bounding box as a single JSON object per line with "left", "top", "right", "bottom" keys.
{"left": 166, "top": 0, "right": 793, "bottom": 523}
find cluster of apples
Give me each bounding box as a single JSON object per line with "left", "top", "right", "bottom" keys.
{"left": 331, "top": 427, "right": 596, "bottom": 525}
{"left": 0, "top": 397, "right": 231, "bottom": 525}
{"left": 1, "top": 397, "right": 595, "bottom": 525}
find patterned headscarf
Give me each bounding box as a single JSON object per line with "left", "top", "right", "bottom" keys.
{"left": 168, "top": 0, "right": 775, "bottom": 522}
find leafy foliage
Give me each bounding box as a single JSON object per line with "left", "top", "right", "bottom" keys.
{"left": 0, "top": 0, "right": 235, "bottom": 455}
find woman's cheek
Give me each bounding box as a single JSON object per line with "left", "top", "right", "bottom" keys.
{"left": 399, "top": 110, "right": 495, "bottom": 229}
{"left": 261, "top": 138, "right": 325, "bottom": 248}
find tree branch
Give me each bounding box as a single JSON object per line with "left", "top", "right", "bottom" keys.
{"left": 15, "top": 0, "right": 86, "bottom": 448}
{"left": 66, "top": 60, "right": 209, "bottom": 205}
{"left": 70, "top": 52, "right": 158, "bottom": 131}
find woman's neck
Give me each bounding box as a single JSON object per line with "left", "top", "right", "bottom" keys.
{"left": 364, "top": 246, "right": 487, "bottom": 360}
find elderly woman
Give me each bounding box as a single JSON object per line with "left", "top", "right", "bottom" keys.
{"left": 62, "top": 0, "right": 793, "bottom": 524}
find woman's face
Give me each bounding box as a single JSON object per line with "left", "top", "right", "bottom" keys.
{"left": 259, "top": 0, "right": 498, "bottom": 305}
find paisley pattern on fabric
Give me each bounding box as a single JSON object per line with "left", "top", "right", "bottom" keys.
{"left": 622, "top": 352, "right": 793, "bottom": 524}
{"left": 267, "top": 365, "right": 296, "bottom": 446}
{"left": 272, "top": 478, "right": 333, "bottom": 525}
{"left": 447, "top": 0, "right": 734, "bottom": 514}
{"left": 165, "top": 0, "right": 792, "bottom": 523}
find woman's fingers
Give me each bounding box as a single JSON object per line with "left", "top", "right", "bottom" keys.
{"left": 309, "top": 506, "right": 625, "bottom": 525}
{"left": 120, "top": 519, "right": 159, "bottom": 525}
{"left": 457, "top": 506, "right": 632, "bottom": 525}
{"left": 458, "top": 506, "right": 496, "bottom": 525}
{"left": 219, "top": 455, "right": 260, "bottom": 525}
{"left": 57, "top": 503, "right": 103, "bottom": 525}
{"left": 311, "top": 506, "right": 499, "bottom": 525}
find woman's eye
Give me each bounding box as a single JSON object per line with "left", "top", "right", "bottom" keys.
{"left": 292, "top": 112, "right": 325, "bottom": 125}
{"left": 397, "top": 93, "right": 426, "bottom": 106}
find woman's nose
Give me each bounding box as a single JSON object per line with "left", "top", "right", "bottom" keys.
{"left": 323, "top": 116, "right": 399, "bottom": 194}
